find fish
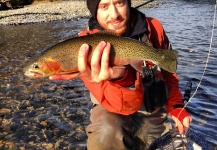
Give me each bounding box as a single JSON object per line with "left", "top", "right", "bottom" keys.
{"left": 23, "top": 32, "right": 178, "bottom": 78}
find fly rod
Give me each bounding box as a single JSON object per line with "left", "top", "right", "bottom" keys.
{"left": 135, "top": 0, "right": 154, "bottom": 9}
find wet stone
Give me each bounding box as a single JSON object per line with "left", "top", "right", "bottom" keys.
{"left": 9, "top": 122, "right": 22, "bottom": 131}
{"left": 0, "top": 141, "right": 19, "bottom": 150}
{"left": 0, "top": 108, "right": 11, "bottom": 115}
{"left": 41, "top": 143, "right": 54, "bottom": 149}
{"left": 74, "top": 132, "right": 87, "bottom": 141}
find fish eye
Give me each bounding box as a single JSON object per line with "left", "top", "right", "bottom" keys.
{"left": 32, "top": 63, "right": 40, "bottom": 69}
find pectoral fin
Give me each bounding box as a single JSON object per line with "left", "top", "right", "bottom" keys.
{"left": 112, "top": 66, "right": 126, "bottom": 69}
{"left": 130, "top": 61, "right": 144, "bottom": 73}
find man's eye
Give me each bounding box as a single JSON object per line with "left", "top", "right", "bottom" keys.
{"left": 99, "top": 4, "right": 108, "bottom": 10}
{"left": 117, "top": 2, "right": 124, "bottom": 6}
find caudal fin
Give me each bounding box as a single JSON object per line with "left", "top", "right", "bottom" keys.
{"left": 158, "top": 49, "right": 178, "bottom": 73}
{"left": 159, "top": 59, "right": 177, "bottom": 73}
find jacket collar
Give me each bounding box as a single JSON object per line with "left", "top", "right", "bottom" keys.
{"left": 88, "top": 8, "right": 149, "bottom": 38}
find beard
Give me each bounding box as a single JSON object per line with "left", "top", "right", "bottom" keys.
{"left": 104, "top": 16, "right": 129, "bottom": 36}
{"left": 113, "top": 25, "right": 128, "bottom": 36}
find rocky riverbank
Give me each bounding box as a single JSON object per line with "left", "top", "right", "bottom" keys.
{"left": 0, "top": 0, "right": 162, "bottom": 25}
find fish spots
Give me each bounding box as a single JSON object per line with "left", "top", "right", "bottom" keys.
{"left": 24, "top": 33, "right": 178, "bottom": 78}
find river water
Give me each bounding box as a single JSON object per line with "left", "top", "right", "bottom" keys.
{"left": 0, "top": 0, "right": 216, "bottom": 149}
{"left": 142, "top": 0, "right": 217, "bottom": 148}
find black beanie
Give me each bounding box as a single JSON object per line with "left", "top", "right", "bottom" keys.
{"left": 87, "top": 0, "right": 131, "bottom": 19}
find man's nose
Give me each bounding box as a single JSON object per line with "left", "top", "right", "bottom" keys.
{"left": 109, "top": 5, "right": 119, "bottom": 19}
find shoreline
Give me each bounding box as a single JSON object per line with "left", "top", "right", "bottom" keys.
{"left": 0, "top": 0, "right": 162, "bottom": 25}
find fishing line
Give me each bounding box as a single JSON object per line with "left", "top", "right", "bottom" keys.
{"left": 178, "top": 1, "right": 217, "bottom": 124}
{"left": 183, "top": 1, "right": 216, "bottom": 109}
{"left": 135, "top": 0, "right": 154, "bottom": 9}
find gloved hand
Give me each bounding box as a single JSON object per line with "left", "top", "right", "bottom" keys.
{"left": 169, "top": 108, "right": 192, "bottom": 134}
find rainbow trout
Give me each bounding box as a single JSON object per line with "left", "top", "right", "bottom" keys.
{"left": 23, "top": 32, "right": 178, "bottom": 78}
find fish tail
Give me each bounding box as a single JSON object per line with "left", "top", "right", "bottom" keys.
{"left": 159, "top": 59, "right": 177, "bottom": 73}
{"left": 160, "top": 49, "right": 178, "bottom": 60}
{"left": 158, "top": 49, "right": 178, "bottom": 73}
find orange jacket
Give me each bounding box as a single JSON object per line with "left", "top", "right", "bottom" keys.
{"left": 78, "top": 17, "right": 183, "bottom": 115}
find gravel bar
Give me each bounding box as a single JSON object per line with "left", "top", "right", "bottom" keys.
{"left": 0, "top": 0, "right": 161, "bottom": 25}
{"left": 0, "top": 1, "right": 90, "bottom": 25}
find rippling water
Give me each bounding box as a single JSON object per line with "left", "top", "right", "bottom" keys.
{"left": 0, "top": 20, "right": 91, "bottom": 149}
{"left": 143, "top": 0, "right": 217, "bottom": 148}
{"left": 0, "top": 0, "right": 217, "bottom": 149}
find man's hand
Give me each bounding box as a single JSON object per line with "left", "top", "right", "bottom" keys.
{"left": 49, "top": 41, "right": 126, "bottom": 82}
{"left": 170, "top": 108, "right": 192, "bottom": 134}
{"left": 171, "top": 115, "right": 192, "bottom": 134}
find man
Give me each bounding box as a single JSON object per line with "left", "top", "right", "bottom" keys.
{"left": 50, "top": 0, "right": 192, "bottom": 149}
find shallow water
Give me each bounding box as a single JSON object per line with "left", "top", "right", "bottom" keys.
{"left": 0, "top": 0, "right": 217, "bottom": 149}
{"left": 0, "top": 19, "right": 91, "bottom": 149}
{"left": 143, "top": 0, "right": 217, "bottom": 148}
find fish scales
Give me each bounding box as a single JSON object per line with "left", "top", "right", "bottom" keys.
{"left": 23, "top": 32, "right": 178, "bottom": 78}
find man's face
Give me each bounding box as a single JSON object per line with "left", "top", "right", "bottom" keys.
{"left": 97, "top": 0, "right": 130, "bottom": 35}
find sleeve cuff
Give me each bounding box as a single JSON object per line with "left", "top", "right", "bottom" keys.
{"left": 169, "top": 108, "right": 191, "bottom": 123}
{"left": 111, "top": 65, "right": 136, "bottom": 87}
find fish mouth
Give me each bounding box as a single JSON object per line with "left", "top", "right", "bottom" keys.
{"left": 24, "top": 70, "right": 45, "bottom": 78}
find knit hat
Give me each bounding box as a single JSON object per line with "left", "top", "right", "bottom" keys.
{"left": 87, "top": 0, "right": 131, "bottom": 19}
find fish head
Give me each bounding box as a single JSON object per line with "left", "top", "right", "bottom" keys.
{"left": 23, "top": 58, "right": 61, "bottom": 78}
